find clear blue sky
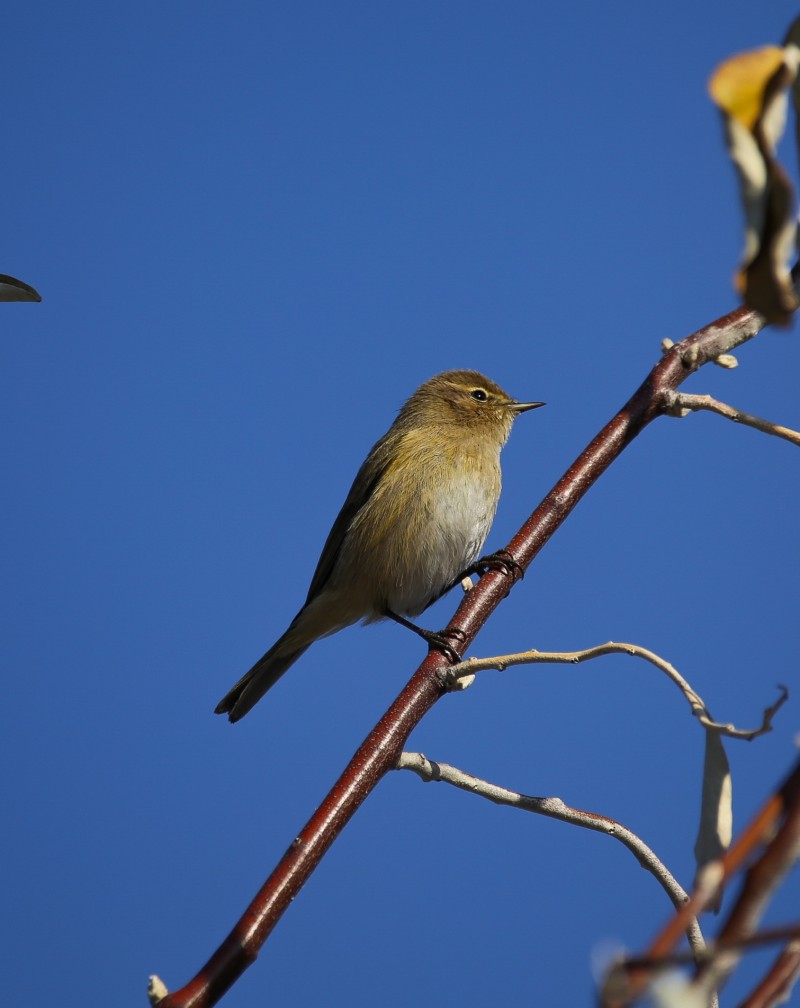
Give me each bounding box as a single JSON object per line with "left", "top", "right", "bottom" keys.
{"left": 3, "top": 3, "right": 799, "bottom": 1006}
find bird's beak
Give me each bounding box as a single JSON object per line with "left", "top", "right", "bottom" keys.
{"left": 510, "top": 400, "right": 546, "bottom": 414}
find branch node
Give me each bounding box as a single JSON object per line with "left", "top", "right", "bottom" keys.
{"left": 437, "top": 662, "right": 476, "bottom": 690}
{"left": 436, "top": 667, "right": 457, "bottom": 689}
{"left": 662, "top": 390, "right": 691, "bottom": 418}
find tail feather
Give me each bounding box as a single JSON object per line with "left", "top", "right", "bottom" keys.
{"left": 215, "top": 640, "right": 310, "bottom": 722}
{"left": 216, "top": 591, "right": 358, "bottom": 722}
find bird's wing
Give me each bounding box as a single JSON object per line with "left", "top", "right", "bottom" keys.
{"left": 304, "top": 431, "right": 395, "bottom": 604}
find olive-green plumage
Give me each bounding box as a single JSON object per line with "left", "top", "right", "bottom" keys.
{"left": 215, "top": 369, "right": 543, "bottom": 721}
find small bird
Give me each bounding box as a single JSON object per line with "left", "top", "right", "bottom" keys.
{"left": 215, "top": 369, "right": 543, "bottom": 722}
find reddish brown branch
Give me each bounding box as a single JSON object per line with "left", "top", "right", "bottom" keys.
{"left": 155, "top": 302, "right": 767, "bottom": 1007}
{"left": 740, "top": 940, "right": 800, "bottom": 1008}
{"left": 601, "top": 755, "right": 800, "bottom": 1007}
{"left": 691, "top": 756, "right": 800, "bottom": 997}
{"left": 622, "top": 921, "right": 800, "bottom": 969}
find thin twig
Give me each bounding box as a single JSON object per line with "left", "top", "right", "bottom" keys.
{"left": 447, "top": 643, "right": 788, "bottom": 740}
{"left": 665, "top": 391, "right": 800, "bottom": 447}
{"left": 396, "top": 751, "right": 709, "bottom": 961}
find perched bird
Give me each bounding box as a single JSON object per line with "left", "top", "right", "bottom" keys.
{"left": 216, "top": 369, "right": 543, "bottom": 722}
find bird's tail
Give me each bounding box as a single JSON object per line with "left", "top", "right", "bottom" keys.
{"left": 214, "top": 635, "right": 310, "bottom": 723}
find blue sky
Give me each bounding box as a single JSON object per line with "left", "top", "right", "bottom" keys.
{"left": 3, "top": 3, "right": 799, "bottom": 1006}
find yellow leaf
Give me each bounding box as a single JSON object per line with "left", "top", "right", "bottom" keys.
{"left": 709, "top": 46, "right": 786, "bottom": 129}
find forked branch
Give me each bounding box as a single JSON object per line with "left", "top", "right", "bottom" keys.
{"left": 601, "top": 755, "right": 800, "bottom": 1007}
{"left": 153, "top": 300, "right": 774, "bottom": 1007}
{"left": 666, "top": 390, "right": 800, "bottom": 447}
{"left": 445, "top": 642, "right": 788, "bottom": 740}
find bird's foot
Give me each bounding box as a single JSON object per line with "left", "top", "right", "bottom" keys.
{"left": 460, "top": 549, "right": 525, "bottom": 588}
{"left": 477, "top": 548, "right": 525, "bottom": 581}
{"left": 386, "top": 611, "right": 465, "bottom": 664}
{"left": 423, "top": 626, "right": 466, "bottom": 666}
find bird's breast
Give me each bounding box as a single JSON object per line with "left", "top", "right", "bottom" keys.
{"left": 346, "top": 445, "right": 502, "bottom": 619}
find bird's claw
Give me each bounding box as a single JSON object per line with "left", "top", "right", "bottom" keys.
{"left": 475, "top": 549, "right": 525, "bottom": 582}
{"left": 386, "top": 610, "right": 465, "bottom": 664}
{"left": 452, "top": 550, "right": 524, "bottom": 595}
{"left": 423, "top": 627, "right": 465, "bottom": 665}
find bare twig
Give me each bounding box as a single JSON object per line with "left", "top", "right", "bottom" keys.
{"left": 665, "top": 391, "right": 800, "bottom": 447}
{"left": 446, "top": 643, "right": 788, "bottom": 741}
{"left": 396, "top": 752, "right": 708, "bottom": 960}
{"left": 444, "top": 642, "right": 787, "bottom": 906}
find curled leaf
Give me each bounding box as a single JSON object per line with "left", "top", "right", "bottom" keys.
{"left": 693, "top": 729, "right": 732, "bottom": 914}
{"left": 709, "top": 44, "right": 800, "bottom": 324}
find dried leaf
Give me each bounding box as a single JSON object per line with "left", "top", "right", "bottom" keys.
{"left": 709, "top": 44, "right": 800, "bottom": 324}
{"left": 693, "top": 729, "right": 733, "bottom": 914}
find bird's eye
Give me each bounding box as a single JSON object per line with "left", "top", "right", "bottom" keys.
{"left": 470, "top": 388, "right": 488, "bottom": 401}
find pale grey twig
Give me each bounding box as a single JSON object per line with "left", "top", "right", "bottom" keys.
{"left": 396, "top": 751, "right": 710, "bottom": 964}
{"left": 444, "top": 642, "right": 787, "bottom": 741}
{"left": 664, "top": 390, "right": 800, "bottom": 447}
